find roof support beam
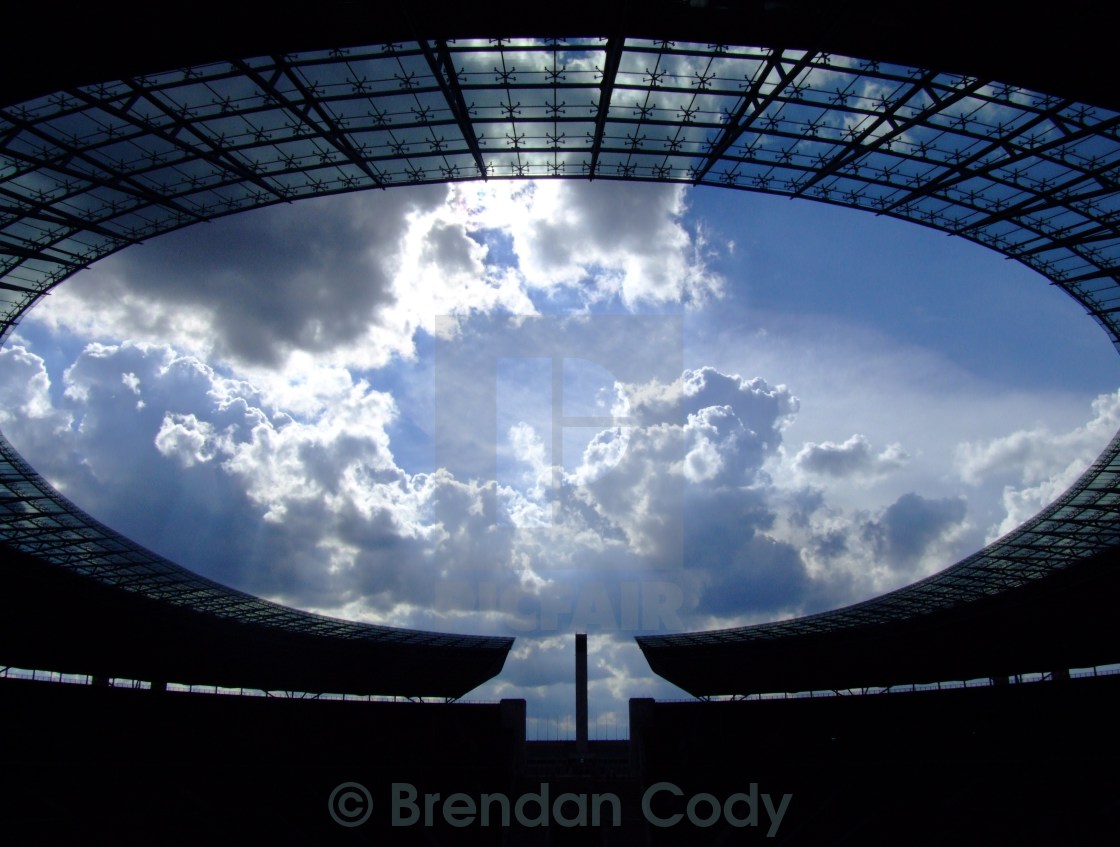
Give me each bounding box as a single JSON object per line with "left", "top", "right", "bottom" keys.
{"left": 692, "top": 50, "right": 812, "bottom": 185}
{"left": 884, "top": 99, "right": 1112, "bottom": 216}
{"left": 419, "top": 40, "right": 487, "bottom": 179}
{"left": 587, "top": 37, "right": 625, "bottom": 178}
{"left": 242, "top": 56, "right": 387, "bottom": 190}
{"left": 6, "top": 96, "right": 206, "bottom": 225}
{"left": 796, "top": 72, "right": 982, "bottom": 199}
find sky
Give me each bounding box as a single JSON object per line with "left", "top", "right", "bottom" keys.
{"left": 1, "top": 179, "right": 1117, "bottom": 735}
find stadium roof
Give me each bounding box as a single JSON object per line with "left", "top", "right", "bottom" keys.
{"left": 4, "top": 2, "right": 1119, "bottom": 113}
{"left": 1, "top": 0, "right": 1118, "bottom": 696}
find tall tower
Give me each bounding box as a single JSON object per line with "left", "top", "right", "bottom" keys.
{"left": 576, "top": 633, "right": 588, "bottom": 755}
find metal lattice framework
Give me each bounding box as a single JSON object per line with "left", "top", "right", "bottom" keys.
{"left": 4, "top": 42, "right": 1120, "bottom": 342}
{"left": 2, "top": 37, "right": 1119, "bottom": 676}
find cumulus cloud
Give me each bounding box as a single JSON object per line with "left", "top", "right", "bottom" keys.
{"left": 795, "top": 433, "right": 910, "bottom": 478}
{"left": 0, "top": 345, "right": 81, "bottom": 496}
{"left": 6, "top": 183, "right": 735, "bottom": 685}
{"left": 955, "top": 389, "right": 1120, "bottom": 538}
{"left": 30, "top": 182, "right": 722, "bottom": 385}
{"left": 0, "top": 345, "right": 68, "bottom": 428}
{"left": 956, "top": 390, "right": 1120, "bottom": 485}
{"left": 155, "top": 413, "right": 221, "bottom": 467}
{"left": 862, "top": 492, "right": 968, "bottom": 572}
{"left": 0, "top": 339, "right": 517, "bottom": 611}
{"left": 1, "top": 330, "right": 977, "bottom": 639}
{"left": 34, "top": 190, "right": 447, "bottom": 368}
{"left": 464, "top": 181, "right": 723, "bottom": 308}
{"left": 3, "top": 332, "right": 815, "bottom": 635}
{"left": 558, "top": 367, "right": 799, "bottom": 567}
{"left": 760, "top": 484, "right": 973, "bottom": 612}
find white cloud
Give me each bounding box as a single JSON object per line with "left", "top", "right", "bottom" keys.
{"left": 795, "top": 433, "right": 910, "bottom": 478}
{"left": 0, "top": 345, "right": 67, "bottom": 426}
{"left": 29, "top": 183, "right": 722, "bottom": 393}
{"left": 8, "top": 330, "right": 969, "bottom": 634}
{"left": 559, "top": 368, "right": 799, "bottom": 565}
{"left": 462, "top": 181, "right": 724, "bottom": 308}
{"left": 956, "top": 389, "right": 1120, "bottom": 486}
{"left": 955, "top": 389, "right": 1120, "bottom": 539}
{"left": 155, "top": 413, "right": 221, "bottom": 467}
{"left": 32, "top": 190, "right": 447, "bottom": 370}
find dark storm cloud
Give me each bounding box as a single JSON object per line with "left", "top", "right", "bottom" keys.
{"left": 863, "top": 492, "right": 967, "bottom": 571}
{"left": 811, "top": 528, "right": 848, "bottom": 559}
{"left": 82, "top": 187, "right": 449, "bottom": 367}
{"left": 681, "top": 480, "right": 811, "bottom": 619}
{"left": 787, "top": 487, "right": 826, "bottom": 528}
{"left": 323, "top": 476, "right": 520, "bottom": 609}
{"left": 696, "top": 534, "right": 811, "bottom": 617}
{"left": 422, "top": 220, "right": 480, "bottom": 272}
